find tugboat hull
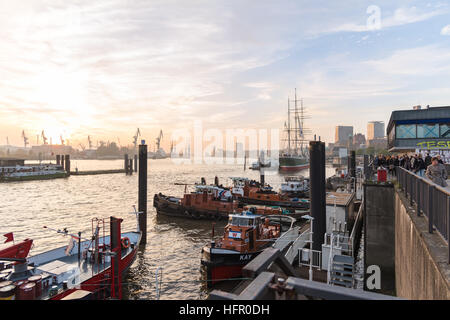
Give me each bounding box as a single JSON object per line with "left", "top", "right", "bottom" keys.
{"left": 201, "top": 247, "right": 261, "bottom": 287}
{"left": 153, "top": 193, "right": 234, "bottom": 220}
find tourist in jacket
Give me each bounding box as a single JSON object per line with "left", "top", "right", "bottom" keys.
{"left": 426, "top": 157, "right": 448, "bottom": 187}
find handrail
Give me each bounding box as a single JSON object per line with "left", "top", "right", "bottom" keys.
{"left": 397, "top": 166, "right": 450, "bottom": 196}
{"left": 396, "top": 166, "right": 449, "bottom": 264}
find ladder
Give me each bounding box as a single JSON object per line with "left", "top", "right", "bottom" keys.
{"left": 330, "top": 254, "right": 354, "bottom": 288}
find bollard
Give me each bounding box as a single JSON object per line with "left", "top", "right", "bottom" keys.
{"left": 134, "top": 154, "right": 138, "bottom": 172}
{"left": 138, "top": 141, "right": 148, "bottom": 245}
{"left": 309, "top": 141, "right": 326, "bottom": 251}
{"left": 65, "top": 155, "right": 70, "bottom": 176}
{"left": 56, "top": 155, "right": 61, "bottom": 166}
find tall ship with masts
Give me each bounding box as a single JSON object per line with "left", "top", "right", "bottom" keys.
{"left": 279, "top": 89, "right": 309, "bottom": 172}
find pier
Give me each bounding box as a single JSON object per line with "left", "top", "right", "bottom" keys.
{"left": 209, "top": 141, "right": 450, "bottom": 300}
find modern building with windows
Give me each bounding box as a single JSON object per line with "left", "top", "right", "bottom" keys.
{"left": 387, "top": 105, "right": 450, "bottom": 161}
{"left": 335, "top": 126, "right": 353, "bottom": 147}
{"left": 367, "top": 121, "right": 385, "bottom": 140}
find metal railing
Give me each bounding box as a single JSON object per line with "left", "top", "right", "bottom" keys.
{"left": 299, "top": 248, "right": 322, "bottom": 269}
{"left": 396, "top": 166, "right": 449, "bottom": 263}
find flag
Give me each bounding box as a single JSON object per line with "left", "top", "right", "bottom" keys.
{"left": 3, "top": 232, "right": 14, "bottom": 243}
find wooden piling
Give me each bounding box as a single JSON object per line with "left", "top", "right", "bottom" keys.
{"left": 138, "top": 142, "right": 148, "bottom": 244}
{"left": 110, "top": 216, "right": 123, "bottom": 299}
{"left": 56, "top": 155, "right": 61, "bottom": 165}
{"left": 65, "top": 155, "right": 71, "bottom": 176}
{"left": 309, "top": 140, "right": 326, "bottom": 251}
{"left": 61, "top": 155, "right": 65, "bottom": 170}
{"left": 124, "top": 154, "right": 129, "bottom": 175}
{"left": 134, "top": 154, "right": 138, "bottom": 172}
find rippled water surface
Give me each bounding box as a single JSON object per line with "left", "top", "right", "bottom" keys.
{"left": 0, "top": 159, "right": 335, "bottom": 299}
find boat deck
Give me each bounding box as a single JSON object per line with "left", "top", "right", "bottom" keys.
{"left": 3, "top": 232, "right": 140, "bottom": 300}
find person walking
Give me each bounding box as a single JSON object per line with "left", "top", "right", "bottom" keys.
{"left": 425, "top": 153, "right": 432, "bottom": 167}
{"left": 426, "top": 157, "right": 448, "bottom": 187}
{"left": 416, "top": 154, "right": 426, "bottom": 177}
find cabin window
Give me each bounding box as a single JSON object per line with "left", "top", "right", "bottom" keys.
{"left": 231, "top": 217, "right": 254, "bottom": 226}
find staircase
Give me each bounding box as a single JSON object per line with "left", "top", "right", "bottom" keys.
{"left": 330, "top": 254, "right": 354, "bottom": 288}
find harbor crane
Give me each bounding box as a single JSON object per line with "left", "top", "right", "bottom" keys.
{"left": 41, "top": 130, "right": 48, "bottom": 145}
{"left": 22, "top": 130, "right": 29, "bottom": 148}
{"left": 133, "top": 128, "right": 141, "bottom": 149}
{"left": 60, "top": 135, "right": 65, "bottom": 145}
{"left": 155, "top": 130, "right": 163, "bottom": 151}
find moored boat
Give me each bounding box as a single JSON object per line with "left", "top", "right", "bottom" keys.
{"left": 154, "top": 185, "right": 239, "bottom": 220}
{"left": 280, "top": 175, "right": 310, "bottom": 198}
{"left": 201, "top": 212, "right": 297, "bottom": 287}
{"left": 0, "top": 215, "right": 141, "bottom": 300}
{"left": 0, "top": 164, "right": 67, "bottom": 182}
{"left": 237, "top": 184, "right": 310, "bottom": 210}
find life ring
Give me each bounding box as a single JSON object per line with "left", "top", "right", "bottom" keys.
{"left": 121, "top": 237, "right": 131, "bottom": 249}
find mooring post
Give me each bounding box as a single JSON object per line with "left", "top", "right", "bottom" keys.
{"left": 110, "top": 216, "right": 123, "bottom": 299}
{"left": 65, "top": 155, "right": 71, "bottom": 176}
{"left": 309, "top": 141, "right": 326, "bottom": 251}
{"left": 61, "top": 155, "right": 65, "bottom": 170}
{"left": 56, "top": 155, "right": 61, "bottom": 166}
{"left": 138, "top": 141, "right": 148, "bottom": 245}
{"left": 128, "top": 158, "right": 133, "bottom": 175}
{"left": 124, "top": 154, "right": 129, "bottom": 175}
{"left": 134, "top": 154, "right": 138, "bottom": 172}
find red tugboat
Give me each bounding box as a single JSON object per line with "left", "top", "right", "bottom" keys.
{"left": 154, "top": 185, "right": 239, "bottom": 220}
{"left": 238, "top": 184, "right": 310, "bottom": 210}
{"left": 0, "top": 215, "right": 141, "bottom": 300}
{"left": 201, "top": 212, "right": 296, "bottom": 287}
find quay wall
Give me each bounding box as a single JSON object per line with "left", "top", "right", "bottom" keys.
{"left": 364, "top": 183, "right": 396, "bottom": 295}
{"left": 394, "top": 189, "right": 450, "bottom": 300}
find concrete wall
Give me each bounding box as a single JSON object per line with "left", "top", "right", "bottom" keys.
{"left": 364, "top": 183, "right": 396, "bottom": 295}
{"left": 394, "top": 190, "right": 450, "bottom": 300}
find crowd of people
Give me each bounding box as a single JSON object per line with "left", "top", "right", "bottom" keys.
{"left": 372, "top": 153, "right": 448, "bottom": 187}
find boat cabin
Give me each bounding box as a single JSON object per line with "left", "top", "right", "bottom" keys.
{"left": 219, "top": 212, "right": 281, "bottom": 253}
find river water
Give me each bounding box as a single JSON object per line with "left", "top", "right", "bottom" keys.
{"left": 0, "top": 159, "right": 335, "bottom": 299}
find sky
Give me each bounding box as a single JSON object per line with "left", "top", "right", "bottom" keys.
{"left": 0, "top": 0, "right": 450, "bottom": 150}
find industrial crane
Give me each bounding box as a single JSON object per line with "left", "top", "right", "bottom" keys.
{"left": 155, "top": 130, "right": 163, "bottom": 150}
{"left": 133, "top": 128, "right": 141, "bottom": 149}
{"left": 41, "top": 130, "right": 48, "bottom": 145}
{"left": 60, "top": 135, "right": 65, "bottom": 145}
{"left": 22, "top": 130, "right": 29, "bottom": 148}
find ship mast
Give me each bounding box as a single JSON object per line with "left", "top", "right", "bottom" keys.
{"left": 287, "top": 98, "right": 291, "bottom": 154}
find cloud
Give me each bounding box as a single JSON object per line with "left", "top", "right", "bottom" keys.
{"left": 441, "top": 25, "right": 450, "bottom": 35}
